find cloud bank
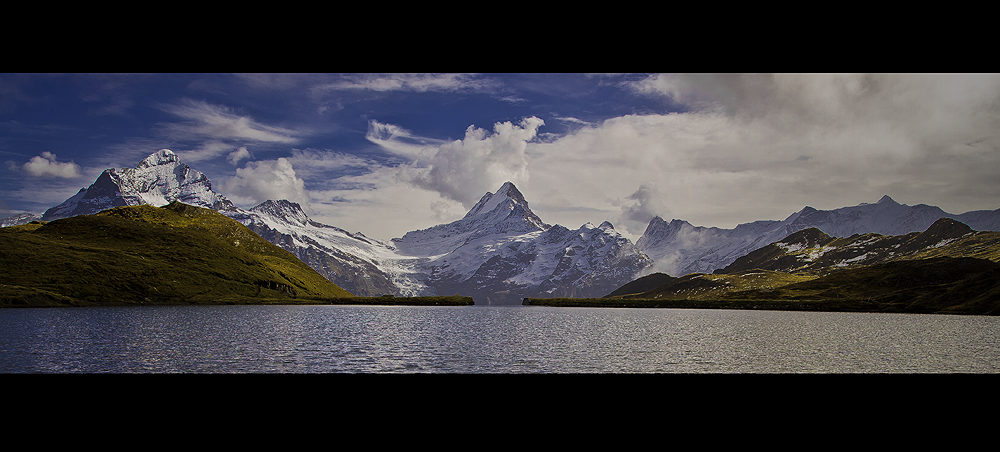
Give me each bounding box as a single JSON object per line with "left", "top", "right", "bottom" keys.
{"left": 516, "top": 73, "right": 1000, "bottom": 239}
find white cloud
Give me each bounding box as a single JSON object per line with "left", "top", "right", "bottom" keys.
{"left": 158, "top": 99, "right": 300, "bottom": 144}
{"left": 222, "top": 158, "right": 310, "bottom": 208}
{"left": 387, "top": 116, "right": 545, "bottom": 207}
{"left": 250, "top": 73, "right": 1000, "bottom": 244}
{"left": 626, "top": 73, "right": 733, "bottom": 113}
{"left": 306, "top": 164, "right": 463, "bottom": 240}
{"left": 518, "top": 73, "right": 1000, "bottom": 236}
{"left": 320, "top": 73, "right": 496, "bottom": 93}
{"left": 227, "top": 146, "right": 253, "bottom": 165}
{"left": 617, "top": 182, "right": 670, "bottom": 236}
{"left": 365, "top": 120, "right": 445, "bottom": 161}
{"left": 22, "top": 152, "right": 82, "bottom": 178}
{"left": 175, "top": 140, "right": 238, "bottom": 163}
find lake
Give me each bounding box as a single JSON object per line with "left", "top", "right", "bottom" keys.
{"left": 1, "top": 304, "right": 998, "bottom": 373}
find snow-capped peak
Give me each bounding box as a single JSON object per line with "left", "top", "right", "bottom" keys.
{"left": 464, "top": 181, "right": 527, "bottom": 219}
{"left": 249, "top": 199, "right": 310, "bottom": 226}
{"left": 41, "top": 149, "right": 236, "bottom": 221}
{"left": 392, "top": 182, "right": 550, "bottom": 257}
{"left": 877, "top": 194, "right": 898, "bottom": 205}
{"left": 136, "top": 149, "right": 180, "bottom": 169}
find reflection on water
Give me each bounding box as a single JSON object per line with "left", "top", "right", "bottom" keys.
{"left": 1, "top": 305, "right": 998, "bottom": 373}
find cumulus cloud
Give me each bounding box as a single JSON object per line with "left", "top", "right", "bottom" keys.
{"left": 227, "top": 146, "right": 253, "bottom": 165}
{"left": 627, "top": 73, "right": 735, "bottom": 113}
{"left": 430, "top": 200, "right": 460, "bottom": 222}
{"left": 222, "top": 158, "right": 310, "bottom": 208}
{"left": 306, "top": 164, "right": 467, "bottom": 240}
{"left": 387, "top": 116, "right": 545, "bottom": 207}
{"left": 22, "top": 152, "right": 81, "bottom": 178}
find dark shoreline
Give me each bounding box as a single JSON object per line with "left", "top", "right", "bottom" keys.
{"left": 522, "top": 297, "right": 998, "bottom": 316}
{"left": 0, "top": 294, "right": 476, "bottom": 308}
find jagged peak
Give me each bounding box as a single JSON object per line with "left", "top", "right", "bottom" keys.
{"left": 877, "top": 194, "right": 897, "bottom": 205}
{"left": 639, "top": 216, "right": 688, "bottom": 237}
{"left": 136, "top": 149, "right": 181, "bottom": 169}
{"left": 599, "top": 221, "right": 615, "bottom": 230}
{"left": 463, "top": 181, "right": 530, "bottom": 219}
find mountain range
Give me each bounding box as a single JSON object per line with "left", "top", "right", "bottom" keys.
{"left": 636, "top": 195, "right": 1000, "bottom": 277}
{"left": 4, "top": 149, "right": 1000, "bottom": 305}
{"left": 592, "top": 217, "right": 1000, "bottom": 315}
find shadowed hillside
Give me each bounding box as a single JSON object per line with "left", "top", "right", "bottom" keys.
{"left": 0, "top": 202, "right": 358, "bottom": 307}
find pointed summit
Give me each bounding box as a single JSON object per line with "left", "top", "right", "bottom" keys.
{"left": 464, "top": 181, "right": 528, "bottom": 219}
{"left": 136, "top": 149, "right": 181, "bottom": 169}
{"left": 393, "top": 182, "right": 549, "bottom": 256}
{"left": 877, "top": 195, "right": 898, "bottom": 205}
{"left": 459, "top": 181, "right": 547, "bottom": 232}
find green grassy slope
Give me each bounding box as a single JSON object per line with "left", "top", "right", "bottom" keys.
{"left": 0, "top": 202, "right": 359, "bottom": 307}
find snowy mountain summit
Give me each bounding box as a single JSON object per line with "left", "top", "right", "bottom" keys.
{"left": 394, "top": 181, "right": 652, "bottom": 304}
{"left": 393, "top": 181, "right": 550, "bottom": 257}
{"left": 41, "top": 149, "right": 237, "bottom": 221}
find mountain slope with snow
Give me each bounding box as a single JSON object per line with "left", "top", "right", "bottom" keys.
{"left": 228, "top": 200, "right": 429, "bottom": 297}
{"left": 637, "top": 195, "right": 1000, "bottom": 277}
{"left": 392, "top": 182, "right": 651, "bottom": 304}
{"left": 40, "top": 149, "right": 238, "bottom": 221}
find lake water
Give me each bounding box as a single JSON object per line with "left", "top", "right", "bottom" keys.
{"left": 1, "top": 304, "right": 998, "bottom": 373}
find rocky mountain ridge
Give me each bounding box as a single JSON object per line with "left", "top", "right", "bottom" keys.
{"left": 635, "top": 195, "right": 1000, "bottom": 277}
{"left": 601, "top": 217, "right": 1000, "bottom": 315}
{"left": 714, "top": 217, "right": 984, "bottom": 275}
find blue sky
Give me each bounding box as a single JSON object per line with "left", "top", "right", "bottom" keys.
{"left": 3, "top": 73, "right": 1000, "bottom": 241}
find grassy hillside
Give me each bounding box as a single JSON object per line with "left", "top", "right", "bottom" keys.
{"left": 0, "top": 202, "right": 364, "bottom": 307}
{"left": 604, "top": 272, "right": 676, "bottom": 297}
